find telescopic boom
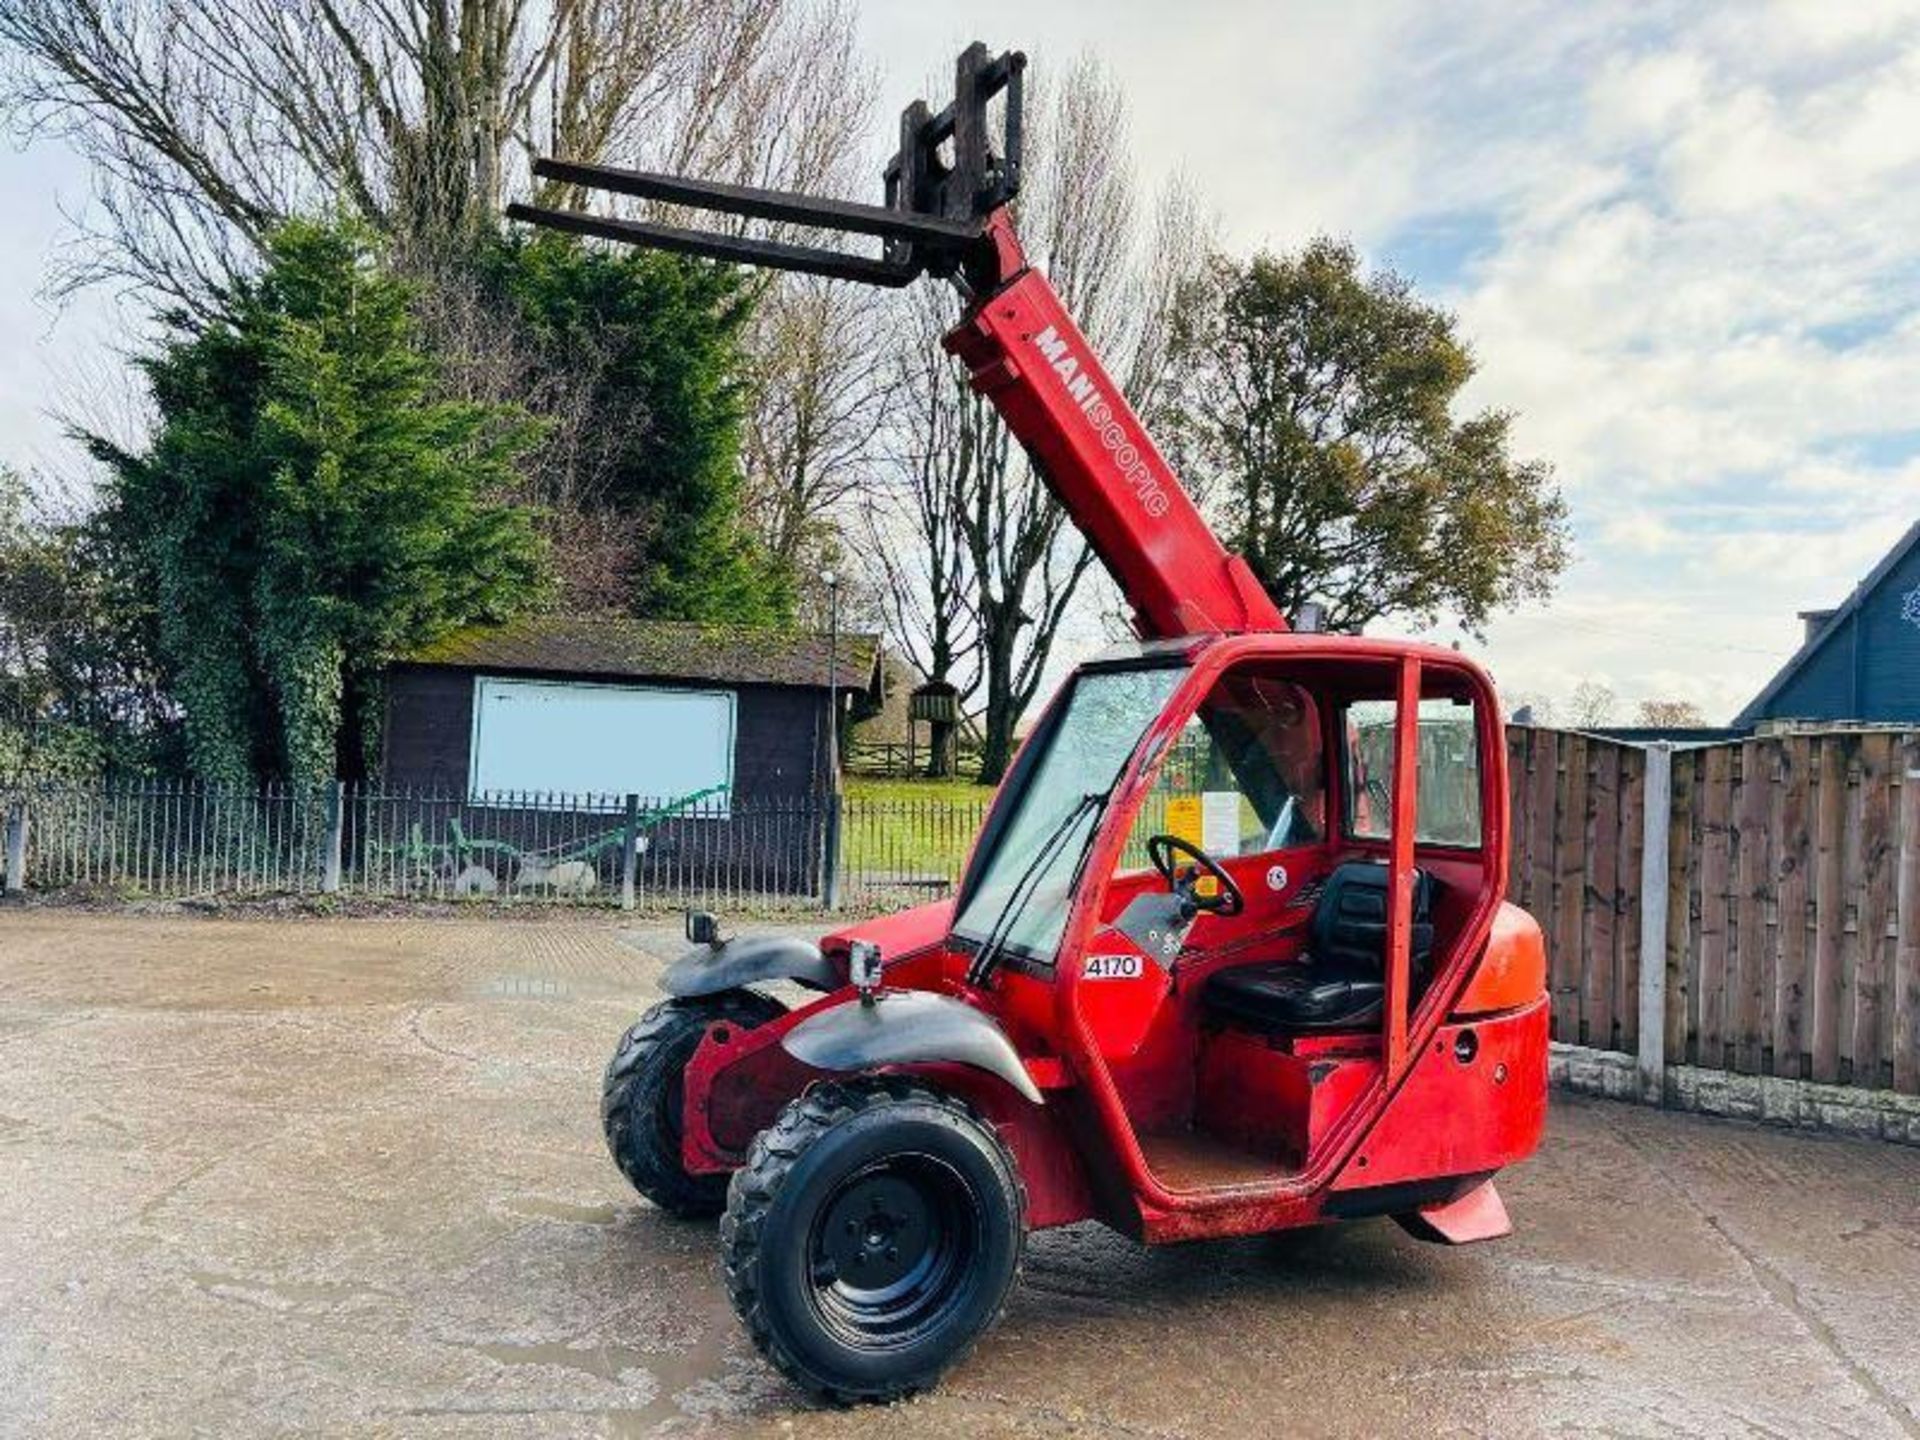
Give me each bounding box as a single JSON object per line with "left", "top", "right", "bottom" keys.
{"left": 508, "top": 43, "right": 1285, "bottom": 641}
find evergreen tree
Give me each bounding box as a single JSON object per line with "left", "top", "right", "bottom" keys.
{"left": 481, "top": 235, "right": 790, "bottom": 623}
{"left": 1176, "top": 240, "right": 1569, "bottom": 634}
{"left": 92, "top": 218, "right": 546, "bottom": 785}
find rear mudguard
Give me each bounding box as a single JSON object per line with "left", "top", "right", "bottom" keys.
{"left": 780, "top": 990, "right": 1044, "bottom": 1106}
{"left": 661, "top": 934, "right": 840, "bottom": 999}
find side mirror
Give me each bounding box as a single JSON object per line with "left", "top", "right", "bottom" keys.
{"left": 685, "top": 910, "right": 724, "bottom": 947}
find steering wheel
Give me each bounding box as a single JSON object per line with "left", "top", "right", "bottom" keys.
{"left": 1145, "top": 834, "right": 1246, "bottom": 917}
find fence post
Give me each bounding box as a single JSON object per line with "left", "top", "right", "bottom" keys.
{"left": 822, "top": 792, "right": 843, "bottom": 911}
{"left": 1636, "top": 742, "right": 1674, "bottom": 1104}
{"left": 321, "top": 780, "right": 345, "bottom": 894}
{"left": 4, "top": 799, "right": 25, "bottom": 895}
{"left": 620, "top": 793, "right": 640, "bottom": 911}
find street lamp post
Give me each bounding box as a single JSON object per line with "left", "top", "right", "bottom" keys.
{"left": 824, "top": 571, "right": 840, "bottom": 795}
{"left": 822, "top": 572, "right": 841, "bottom": 910}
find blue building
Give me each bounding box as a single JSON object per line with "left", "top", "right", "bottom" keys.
{"left": 1734, "top": 520, "right": 1920, "bottom": 728}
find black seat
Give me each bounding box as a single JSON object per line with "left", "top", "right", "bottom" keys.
{"left": 1203, "top": 862, "right": 1436, "bottom": 1032}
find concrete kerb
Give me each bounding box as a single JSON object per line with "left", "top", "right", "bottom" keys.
{"left": 1552, "top": 1041, "right": 1920, "bottom": 1148}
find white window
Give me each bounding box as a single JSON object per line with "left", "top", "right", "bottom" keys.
{"left": 469, "top": 677, "right": 735, "bottom": 811}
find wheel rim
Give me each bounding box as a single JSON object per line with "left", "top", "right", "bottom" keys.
{"left": 806, "top": 1153, "right": 979, "bottom": 1350}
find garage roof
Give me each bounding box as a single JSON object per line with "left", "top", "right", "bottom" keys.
{"left": 404, "top": 615, "right": 883, "bottom": 696}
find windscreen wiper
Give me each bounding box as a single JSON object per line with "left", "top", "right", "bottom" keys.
{"left": 965, "top": 791, "right": 1107, "bottom": 988}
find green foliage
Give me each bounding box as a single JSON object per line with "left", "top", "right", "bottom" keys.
{"left": 0, "top": 467, "right": 171, "bottom": 779}
{"left": 90, "top": 218, "right": 546, "bottom": 785}
{"left": 479, "top": 234, "right": 790, "bottom": 623}
{"left": 1174, "top": 239, "right": 1570, "bottom": 633}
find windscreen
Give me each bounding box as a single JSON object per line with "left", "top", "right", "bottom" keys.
{"left": 951, "top": 665, "right": 1185, "bottom": 963}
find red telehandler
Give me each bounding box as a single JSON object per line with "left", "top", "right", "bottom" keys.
{"left": 511, "top": 43, "right": 1549, "bottom": 1404}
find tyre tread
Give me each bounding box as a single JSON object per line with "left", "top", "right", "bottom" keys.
{"left": 721, "top": 1076, "right": 1027, "bottom": 1404}
{"left": 601, "top": 991, "right": 784, "bottom": 1218}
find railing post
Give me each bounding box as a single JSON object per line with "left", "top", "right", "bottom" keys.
{"left": 321, "top": 780, "right": 345, "bottom": 894}
{"left": 620, "top": 793, "right": 640, "bottom": 911}
{"left": 4, "top": 799, "right": 26, "bottom": 895}
{"left": 822, "top": 791, "right": 843, "bottom": 911}
{"left": 1637, "top": 742, "right": 1674, "bottom": 1104}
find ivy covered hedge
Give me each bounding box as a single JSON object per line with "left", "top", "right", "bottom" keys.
{"left": 90, "top": 219, "right": 548, "bottom": 786}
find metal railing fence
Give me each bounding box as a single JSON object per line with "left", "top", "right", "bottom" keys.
{"left": 0, "top": 781, "right": 993, "bottom": 913}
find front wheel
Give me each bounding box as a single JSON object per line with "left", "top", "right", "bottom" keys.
{"left": 721, "top": 1078, "right": 1026, "bottom": 1404}
{"left": 601, "top": 992, "right": 786, "bottom": 1218}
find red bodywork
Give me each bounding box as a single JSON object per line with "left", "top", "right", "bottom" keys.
{"left": 678, "top": 214, "right": 1549, "bottom": 1245}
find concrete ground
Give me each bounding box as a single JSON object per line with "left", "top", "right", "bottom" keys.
{"left": 2, "top": 912, "right": 1917, "bottom": 1439}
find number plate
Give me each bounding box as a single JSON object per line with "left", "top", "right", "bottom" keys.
{"left": 1083, "top": 953, "right": 1145, "bottom": 981}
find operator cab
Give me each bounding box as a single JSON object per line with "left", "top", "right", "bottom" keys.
{"left": 1103, "top": 642, "right": 1496, "bottom": 1190}
{"left": 950, "top": 633, "right": 1502, "bottom": 1194}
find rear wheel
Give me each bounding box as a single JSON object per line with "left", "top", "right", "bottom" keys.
{"left": 601, "top": 992, "right": 786, "bottom": 1218}
{"left": 721, "top": 1078, "right": 1026, "bottom": 1404}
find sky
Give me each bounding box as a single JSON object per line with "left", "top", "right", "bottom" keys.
{"left": 5, "top": 0, "right": 1920, "bottom": 724}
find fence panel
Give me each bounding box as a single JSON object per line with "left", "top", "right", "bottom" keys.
{"left": 838, "top": 795, "right": 992, "bottom": 911}
{"left": 1504, "top": 729, "right": 1647, "bottom": 1052}
{"left": 1507, "top": 726, "right": 1920, "bottom": 1091}
{"left": 846, "top": 740, "right": 985, "bottom": 780}
{"left": 1739, "top": 731, "right": 1911, "bottom": 1092}
{"left": 0, "top": 782, "right": 325, "bottom": 898}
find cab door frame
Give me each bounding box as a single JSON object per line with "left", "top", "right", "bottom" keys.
{"left": 1049, "top": 635, "right": 1511, "bottom": 1226}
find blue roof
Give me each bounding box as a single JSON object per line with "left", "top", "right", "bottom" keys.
{"left": 1732, "top": 519, "right": 1920, "bottom": 728}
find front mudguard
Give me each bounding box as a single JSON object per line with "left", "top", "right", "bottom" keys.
{"left": 660, "top": 934, "right": 840, "bottom": 999}
{"left": 779, "top": 989, "right": 1043, "bottom": 1106}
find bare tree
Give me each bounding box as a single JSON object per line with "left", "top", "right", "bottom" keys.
{"left": 0, "top": 0, "right": 865, "bottom": 306}
{"left": 865, "top": 286, "right": 982, "bottom": 776}
{"left": 874, "top": 54, "right": 1210, "bottom": 784}
{"left": 741, "top": 276, "right": 895, "bottom": 572}
{"left": 1567, "top": 681, "right": 1618, "bottom": 729}
{"left": 719, "top": 16, "right": 894, "bottom": 599}
{"left": 1636, "top": 698, "right": 1706, "bottom": 728}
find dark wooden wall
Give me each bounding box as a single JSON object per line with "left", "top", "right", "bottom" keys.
{"left": 382, "top": 665, "right": 831, "bottom": 799}
{"left": 1750, "top": 538, "right": 1920, "bottom": 725}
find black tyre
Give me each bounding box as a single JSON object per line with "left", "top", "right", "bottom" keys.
{"left": 601, "top": 992, "right": 786, "bottom": 1219}
{"left": 721, "top": 1078, "right": 1026, "bottom": 1404}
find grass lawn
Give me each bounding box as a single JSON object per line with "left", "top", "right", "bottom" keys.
{"left": 841, "top": 774, "right": 996, "bottom": 877}
{"left": 844, "top": 776, "right": 995, "bottom": 806}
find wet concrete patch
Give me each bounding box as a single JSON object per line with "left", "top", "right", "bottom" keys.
{"left": 501, "top": 1196, "right": 625, "bottom": 1227}
{"left": 2, "top": 911, "right": 1917, "bottom": 1436}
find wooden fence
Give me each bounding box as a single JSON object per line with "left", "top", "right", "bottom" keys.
{"left": 1505, "top": 728, "right": 1649, "bottom": 1056}
{"left": 846, "top": 739, "right": 985, "bottom": 780}
{"left": 1507, "top": 726, "right": 1920, "bottom": 1096}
